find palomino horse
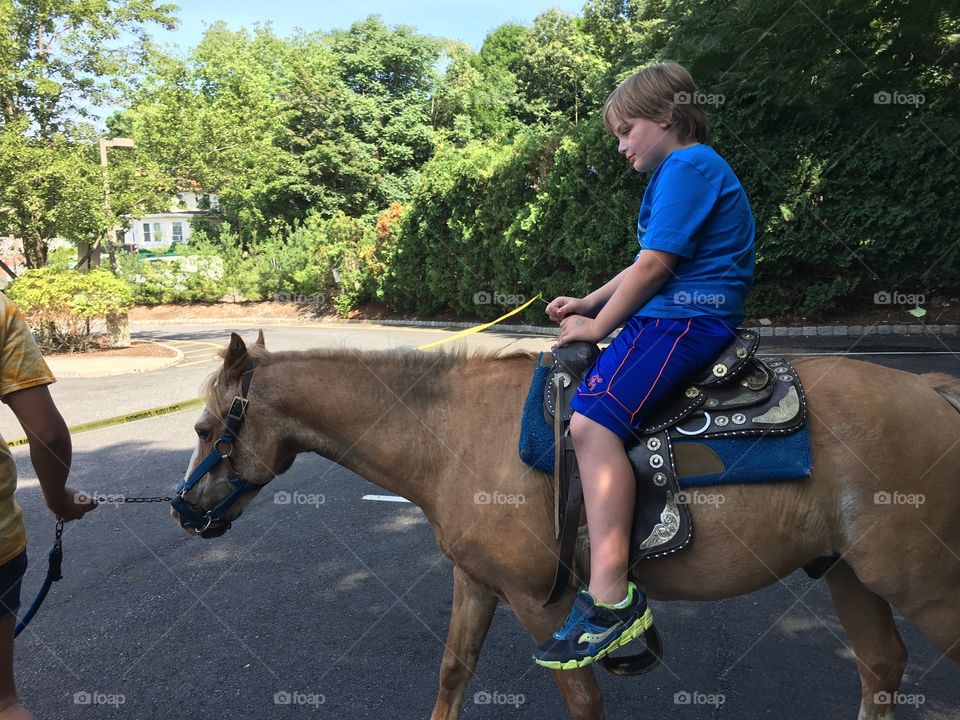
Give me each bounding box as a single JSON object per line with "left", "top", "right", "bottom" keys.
{"left": 172, "top": 331, "right": 960, "bottom": 720}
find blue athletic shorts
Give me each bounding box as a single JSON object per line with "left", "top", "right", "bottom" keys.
{"left": 0, "top": 550, "right": 27, "bottom": 620}
{"left": 570, "top": 315, "right": 736, "bottom": 440}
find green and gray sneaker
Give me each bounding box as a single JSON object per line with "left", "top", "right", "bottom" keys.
{"left": 533, "top": 582, "right": 654, "bottom": 670}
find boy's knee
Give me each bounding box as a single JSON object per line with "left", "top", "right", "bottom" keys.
{"left": 570, "top": 413, "right": 620, "bottom": 447}
{"left": 569, "top": 412, "right": 592, "bottom": 442}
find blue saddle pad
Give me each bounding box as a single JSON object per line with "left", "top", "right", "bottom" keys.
{"left": 518, "top": 354, "right": 812, "bottom": 486}
{"left": 518, "top": 354, "right": 556, "bottom": 473}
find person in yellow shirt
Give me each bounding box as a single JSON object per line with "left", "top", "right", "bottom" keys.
{"left": 0, "top": 293, "right": 96, "bottom": 720}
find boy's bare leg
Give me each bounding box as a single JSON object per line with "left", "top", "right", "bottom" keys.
{"left": 0, "top": 615, "right": 34, "bottom": 720}
{"left": 570, "top": 412, "right": 635, "bottom": 605}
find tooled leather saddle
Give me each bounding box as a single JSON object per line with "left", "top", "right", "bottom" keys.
{"left": 541, "top": 328, "right": 809, "bottom": 611}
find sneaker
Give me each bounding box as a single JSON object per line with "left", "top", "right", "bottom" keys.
{"left": 533, "top": 582, "right": 654, "bottom": 670}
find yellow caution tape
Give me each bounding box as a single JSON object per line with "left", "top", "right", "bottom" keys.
{"left": 417, "top": 293, "right": 544, "bottom": 351}
{"left": 5, "top": 397, "right": 205, "bottom": 448}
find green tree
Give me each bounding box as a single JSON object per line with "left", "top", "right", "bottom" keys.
{"left": 124, "top": 17, "right": 444, "bottom": 239}
{"left": 515, "top": 10, "right": 609, "bottom": 125}
{"left": 324, "top": 17, "right": 440, "bottom": 200}
{"left": 277, "top": 40, "right": 381, "bottom": 217}
{"left": 0, "top": 123, "right": 103, "bottom": 266}
{"left": 431, "top": 39, "right": 527, "bottom": 142}
{"left": 0, "top": 0, "right": 177, "bottom": 266}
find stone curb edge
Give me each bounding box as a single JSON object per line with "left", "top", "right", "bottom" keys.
{"left": 45, "top": 341, "right": 183, "bottom": 378}
{"left": 130, "top": 316, "right": 960, "bottom": 338}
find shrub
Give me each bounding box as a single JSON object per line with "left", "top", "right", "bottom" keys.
{"left": 239, "top": 213, "right": 378, "bottom": 315}
{"left": 7, "top": 267, "right": 134, "bottom": 351}
{"left": 116, "top": 247, "right": 227, "bottom": 304}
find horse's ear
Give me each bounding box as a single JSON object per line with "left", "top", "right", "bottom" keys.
{"left": 255, "top": 329, "right": 265, "bottom": 348}
{"left": 222, "top": 332, "right": 251, "bottom": 381}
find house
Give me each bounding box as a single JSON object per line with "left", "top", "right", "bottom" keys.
{"left": 121, "top": 191, "right": 217, "bottom": 251}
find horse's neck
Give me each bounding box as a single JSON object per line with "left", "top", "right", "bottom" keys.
{"left": 280, "top": 352, "right": 529, "bottom": 512}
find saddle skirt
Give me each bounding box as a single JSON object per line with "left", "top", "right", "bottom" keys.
{"left": 519, "top": 329, "right": 811, "bottom": 565}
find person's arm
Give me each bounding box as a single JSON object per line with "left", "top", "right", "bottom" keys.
{"left": 557, "top": 249, "right": 678, "bottom": 345}
{"left": 4, "top": 385, "right": 95, "bottom": 520}
{"left": 581, "top": 266, "right": 634, "bottom": 316}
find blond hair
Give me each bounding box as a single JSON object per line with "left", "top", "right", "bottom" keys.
{"left": 602, "top": 62, "right": 710, "bottom": 144}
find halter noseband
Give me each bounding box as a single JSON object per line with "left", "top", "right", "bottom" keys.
{"left": 172, "top": 366, "right": 265, "bottom": 537}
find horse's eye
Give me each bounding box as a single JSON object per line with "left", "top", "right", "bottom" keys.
{"left": 196, "top": 428, "right": 211, "bottom": 441}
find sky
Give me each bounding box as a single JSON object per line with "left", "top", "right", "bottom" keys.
{"left": 153, "top": 0, "right": 588, "bottom": 52}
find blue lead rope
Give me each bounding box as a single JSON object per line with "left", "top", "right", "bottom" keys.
{"left": 15, "top": 520, "right": 63, "bottom": 638}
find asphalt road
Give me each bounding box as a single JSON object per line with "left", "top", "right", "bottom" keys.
{"left": 4, "top": 322, "right": 960, "bottom": 720}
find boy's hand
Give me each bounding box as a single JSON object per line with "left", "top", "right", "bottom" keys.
{"left": 557, "top": 315, "right": 605, "bottom": 346}
{"left": 46, "top": 486, "right": 98, "bottom": 521}
{"left": 546, "top": 296, "right": 585, "bottom": 322}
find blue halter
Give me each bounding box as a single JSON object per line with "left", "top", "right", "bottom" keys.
{"left": 171, "top": 366, "right": 264, "bottom": 537}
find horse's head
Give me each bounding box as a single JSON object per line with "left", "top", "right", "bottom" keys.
{"left": 171, "top": 331, "right": 297, "bottom": 538}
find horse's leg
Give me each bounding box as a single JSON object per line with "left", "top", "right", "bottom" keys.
{"left": 507, "top": 592, "right": 606, "bottom": 720}
{"left": 825, "top": 561, "right": 907, "bottom": 720}
{"left": 430, "top": 566, "right": 499, "bottom": 720}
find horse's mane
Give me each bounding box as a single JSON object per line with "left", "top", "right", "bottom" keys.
{"left": 244, "top": 344, "right": 535, "bottom": 371}
{"left": 203, "top": 343, "right": 537, "bottom": 405}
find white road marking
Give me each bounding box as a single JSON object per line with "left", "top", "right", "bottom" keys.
{"left": 783, "top": 351, "right": 960, "bottom": 356}
{"left": 362, "top": 494, "right": 411, "bottom": 503}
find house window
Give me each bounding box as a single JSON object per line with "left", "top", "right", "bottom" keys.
{"left": 142, "top": 223, "right": 151, "bottom": 243}
{"left": 172, "top": 222, "right": 184, "bottom": 244}
{"left": 153, "top": 223, "right": 163, "bottom": 243}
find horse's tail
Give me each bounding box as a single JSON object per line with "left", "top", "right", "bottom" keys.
{"left": 920, "top": 373, "right": 960, "bottom": 415}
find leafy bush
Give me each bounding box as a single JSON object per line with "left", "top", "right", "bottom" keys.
{"left": 6, "top": 267, "right": 134, "bottom": 351}
{"left": 220, "top": 213, "right": 377, "bottom": 315}
{"left": 384, "top": 124, "right": 630, "bottom": 321}
{"left": 116, "top": 246, "right": 227, "bottom": 304}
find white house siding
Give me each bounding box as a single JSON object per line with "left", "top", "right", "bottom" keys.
{"left": 121, "top": 192, "right": 217, "bottom": 250}
{"left": 122, "top": 214, "right": 196, "bottom": 249}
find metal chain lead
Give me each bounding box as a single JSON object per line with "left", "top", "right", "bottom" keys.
{"left": 91, "top": 495, "right": 172, "bottom": 504}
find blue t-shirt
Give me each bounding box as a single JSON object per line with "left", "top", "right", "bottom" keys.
{"left": 634, "top": 144, "right": 755, "bottom": 324}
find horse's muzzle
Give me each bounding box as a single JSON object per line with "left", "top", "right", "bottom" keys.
{"left": 198, "top": 523, "right": 230, "bottom": 539}
{"left": 170, "top": 499, "right": 235, "bottom": 539}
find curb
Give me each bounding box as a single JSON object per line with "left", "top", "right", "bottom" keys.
{"left": 46, "top": 342, "right": 184, "bottom": 379}
{"left": 130, "top": 316, "right": 960, "bottom": 338}
{"left": 756, "top": 323, "right": 958, "bottom": 337}
{"left": 155, "top": 342, "right": 185, "bottom": 368}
